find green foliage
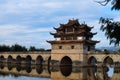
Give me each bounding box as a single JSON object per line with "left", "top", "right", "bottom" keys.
{"left": 99, "top": 17, "right": 120, "bottom": 46}
{"left": 29, "top": 46, "right": 46, "bottom": 52}
{"left": 96, "top": 0, "right": 120, "bottom": 10}
{"left": 29, "top": 46, "right": 36, "bottom": 51}
{"left": 111, "top": 0, "right": 120, "bottom": 10}
{"left": 0, "top": 45, "right": 10, "bottom": 52}
{"left": 10, "top": 44, "right": 27, "bottom": 52}
{"left": 0, "top": 44, "right": 49, "bottom": 52}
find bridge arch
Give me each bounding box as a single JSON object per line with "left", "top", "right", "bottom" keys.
{"left": 60, "top": 56, "right": 72, "bottom": 66}
{"left": 36, "top": 55, "right": 43, "bottom": 65}
{"left": 48, "top": 56, "right": 51, "bottom": 74}
{"left": 26, "top": 55, "right": 32, "bottom": 65}
{"left": 16, "top": 55, "right": 22, "bottom": 64}
{"left": 7, "top": 55, "right": 13, "bottom": 63}
{"left": 0, "top": 55, "right": 5, "bottom": 63}
{"left": 103, "top": 56, "right": 114, "bottom": 65}
{"left": 88, "top": 56, "right": 97, "bottom": 66}
{"left": 48, "top": 56, "right": 51, "bottom": 66}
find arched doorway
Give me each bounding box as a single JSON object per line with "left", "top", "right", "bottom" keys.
{"left": 26, "top": 55, "right": 32, "bottom": 65}
{"left": 60, "top": 56, "right": 72, "bottom": 66}
{"left": 88, "top": 56, "right": 97, "bottom": 66}
{"left": 36, "top": 55, "right": 43, "bottom": 65}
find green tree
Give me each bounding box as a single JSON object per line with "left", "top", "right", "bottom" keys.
{"left": 95, "top": 0, "right": 120, "bottom": 10}
{"left": 29, "top": 46, "right": 36, "bottom": 51}
{"left": 10, "top": 44, "right": 27, "bottom": 52}
{"left": 0, "top": 45, "right": 10, "bottom": 52}
{"left": 99, "top": 17, "right": 120, "bottom": 46}
{"left": 96, "top": 0, "right": 120, "bottom": 46}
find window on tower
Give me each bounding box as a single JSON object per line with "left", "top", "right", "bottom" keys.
{"left": 87, "top": 46, "right": 90, "bottom": 51}
{"left": 59, "top": 46, "right": 62, "bottom": 49}
{"left": 71, "top": 46, "right": 74, "bottom": 49}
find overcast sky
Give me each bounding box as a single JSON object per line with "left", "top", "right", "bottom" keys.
{"left": 0, "top": 0, "right": 119, "bottom": 49}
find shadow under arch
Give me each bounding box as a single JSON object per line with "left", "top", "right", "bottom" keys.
{"left": 87, "top": 56, "right": 97, "bottom": 79}
{"left": 102, "top": 56, "right": 114, "bottom": 79}
{"left": 48, "top": 56, "right": 51, "bottom": 74}
{"left": 103, "top": 56, "right": 114, "bottom": 65}
{"left": 16, "top": 55, "right": 22, "bottom": 65}
{"left": 26, "top": 64, "right": 32, "bottom": 73}
{"left": 26, "top": 55, "right": 32, "bottom": 65}
{"left": 7, "top": 55, "right": 14, "bottom": 70}
{"left": 60, "top": 56, "right": 72, "bottom": 77}
{"left": 88, "top": 56, "right": 97, "bottom": 66}
{"left": 7, "top": 55, "right": 13, "bottom": 63}
{"left": 0, "top": 55, "right": 5, "bottom": 69}
{"left": 36, "top": 65, "right": 43, "bottom": 74}
{"left": 16, "top": 55, "right": 22, "bottom": 72}
{"left": 0, "top": 55, "right": 5, "bottom": 63}
{"left": 36, "top": 55, "right": 43, "bottom": 65}
{"left": 60, "top": 56, "right": 72, "bottom": 66}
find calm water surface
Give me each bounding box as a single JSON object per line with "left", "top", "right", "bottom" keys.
{"left": 0, "top": 63, "right": 117, "bottom": 80}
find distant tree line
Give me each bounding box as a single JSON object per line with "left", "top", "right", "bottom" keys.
{"left": 0, "top": 44, "right": 51, "bottom": 52}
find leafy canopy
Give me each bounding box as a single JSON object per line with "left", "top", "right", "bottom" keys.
{"left": 99, "top": 17, "right": 120, "bottom": 46}
{"left": 95, "top": 0, "right": 120, "bottom": 10}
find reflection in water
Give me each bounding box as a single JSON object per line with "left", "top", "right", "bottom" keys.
{"left": 0, "top": 63, "right": 4, "bottom": 69}
{"left": 87, "top": 66, "right": 97, "bottom": 80}
{"left": 107, "top": 65, "right": 114, "bottom": 77}
{"left": 0, "top": 63, "right": 118, "bottom": 80}
{"left": 7, "top": 64, "right": 13, "bottom": 71}
{"left": 60, "top": 66, "right": 72, "bottom": 77}
{"left": 36, "top": 65, "right": 43, "bottom": 74}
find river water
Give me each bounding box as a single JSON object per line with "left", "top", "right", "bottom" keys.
{"left": 0, "top": 63, "right": 117, "bottom": 80}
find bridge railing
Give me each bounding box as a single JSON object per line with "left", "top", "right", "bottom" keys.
{"left": 87, "top": 51, "right": 120, "bottom": 54}
{"left": 0, "top": 52, "right": 51, "bottom": 54}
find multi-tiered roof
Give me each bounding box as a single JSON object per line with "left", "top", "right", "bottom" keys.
{"left": 47, "top": 19, "right": 99, "bottom": 44}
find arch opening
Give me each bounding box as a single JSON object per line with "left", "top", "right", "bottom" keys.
{"left": 26, "top": 55, "right": 32, "bottom": 65}
{"left": 102, "top": 56, "right": 114, "bottom": 78}
{"left": 36, "top": 55, "right": 43, "bottom": 65}
{"left": 48, "top": 56, "right": 51, "bottom": 66}
{"left": 60, "top": 56, "right": 72, "bottom": 67}
{"left": 103, "top": 56, "right": 113, "bottom": 65}
{"left": 16, "top": 55, "right": 22, "bottom": 65}
{"left": 0, "top": 56, "right": 5, "bottom": 63}
{"left": 48, "top": 56, "right": 51, "bottom": 74}
{"left": 88, "top": 56, "right": 97, "bottom": 66}
{"left": 7, "top": 55, "right": 13, "bottom": 64}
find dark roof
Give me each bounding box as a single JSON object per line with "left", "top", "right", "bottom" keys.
{"left": 47, "top": 40, "right": 100, "bottom": 44}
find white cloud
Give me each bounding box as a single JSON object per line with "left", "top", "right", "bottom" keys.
{"left": 0, "top": 0, "right": 119, "bottom": 48}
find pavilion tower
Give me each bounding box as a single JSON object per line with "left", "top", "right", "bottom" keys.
{"left": 47, "top": 19, "right": 99, "bottom": 65}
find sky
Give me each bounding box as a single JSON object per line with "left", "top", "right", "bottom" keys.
{"left": 0, "top": 0, "right": 119, "bottom": 49}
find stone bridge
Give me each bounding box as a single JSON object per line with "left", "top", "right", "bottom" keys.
{"left": 0, "top": 52, "right": 51, "bottom": 65}
{"left": 87, "top": 53, "right": 120, "bottom": 66}
{"left": 0, "top": 52, "right": 120, "bottom": 67}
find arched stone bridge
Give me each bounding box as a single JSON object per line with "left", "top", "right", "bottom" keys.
{"left": 87, "top": 53, "right": 120, "bottom": 66}
{"left": 0, "top": 52, "right": 120, "bottom": 66}
{"left": 0, "top": 52, "right": 51, "bottom": 66}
